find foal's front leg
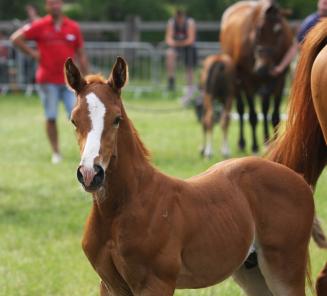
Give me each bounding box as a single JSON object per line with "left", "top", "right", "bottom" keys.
{"left": 134, "top": 276, "right": 176, "bottom": 296}
{"left": 100, "top": 281, "right": 111, "bottom": 296}
{"left": 100, "top": 280, "right": 133, "bottom": 296}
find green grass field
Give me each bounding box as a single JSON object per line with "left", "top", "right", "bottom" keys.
{"left": 0, "top": 92, "right": 326, "bottom": 295}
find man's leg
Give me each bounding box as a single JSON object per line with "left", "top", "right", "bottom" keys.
{"left": 46, "top": 119, "right": 59, "bottom": 154}
{"left": 61, "top": 85, "right": 76, "bottom": 119}
{"left": 166, "top": 48, "right": 177, "bottom": 91}
{"left": 181, "top": 47, "right": 197, "bottom": 106}
{"left": 38, "top": 84, "right": 61, "bottom": 163}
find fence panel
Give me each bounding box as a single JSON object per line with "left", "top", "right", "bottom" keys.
{"left": 0, "top": 41, "right": 220, "bottom": 94}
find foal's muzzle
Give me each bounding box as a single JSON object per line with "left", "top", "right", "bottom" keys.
{"left": 77, "top": 164, "right": 104, "bottom": 192}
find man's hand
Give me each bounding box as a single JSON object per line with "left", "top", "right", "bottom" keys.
{"left": 30, "top": 49, "right": 40, "bottom": 61}
{"left": 271, "top": 64, "right": 284, "bottom": 77}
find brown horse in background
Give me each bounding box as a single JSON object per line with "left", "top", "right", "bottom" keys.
{"left": 220, "top": 0, "right": 293, "bottom": 153}
{"left": 65, "top": 56, "right": 314, "bottom": 296}
{"left": 200, "top": 53, "right": 234, "bottom": 158}
{"left": 267, "top": 18, "right": 327, "bottom": 250}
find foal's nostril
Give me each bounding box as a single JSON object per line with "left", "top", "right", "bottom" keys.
{"left": 76, "top": 165, "right": 104, "bottom": 190}
{"left": 92, "top": 165, "right": 104, "bottom": 187}
{"left": 77, "top": 166, "right": 84, "bottom": 184}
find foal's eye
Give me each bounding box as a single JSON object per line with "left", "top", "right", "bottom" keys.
{"left": 71, "top": 119, "right": 77, "bottom": 127}
{"left": 113, "top": 116, "right": 122, "bottom": 127}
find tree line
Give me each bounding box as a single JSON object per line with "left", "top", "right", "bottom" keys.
{"left": 0, "top": 0, "right": 317, "bottom": 22}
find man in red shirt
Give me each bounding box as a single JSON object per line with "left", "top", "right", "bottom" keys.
{"left": 10, "top": 0, "right": 88, "bottom": 164}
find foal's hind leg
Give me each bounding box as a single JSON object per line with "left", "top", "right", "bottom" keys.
{"left": 202, "top": 93, "right": 214, "bottom": 158}
{"left": 233, "top": 264, "right": 272, "bottom": 296}
{"left": 220, "top": 95, "right": 232, "bottom": 158}
{"left": 257, "top": 247, "right": 307, "bottom": 296}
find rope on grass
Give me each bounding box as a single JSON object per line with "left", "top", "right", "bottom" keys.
{"left": 124, "top": 103, "right": 288, "bottom": 120}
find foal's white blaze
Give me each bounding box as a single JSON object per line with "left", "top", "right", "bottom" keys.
{"left": 80, "top": 92, "right": 106, "bottom": 169}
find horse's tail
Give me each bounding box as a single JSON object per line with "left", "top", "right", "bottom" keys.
{"left": 266, "top": 20, "right": 327, "bottom": 187}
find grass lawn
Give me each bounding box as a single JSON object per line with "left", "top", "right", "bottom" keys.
{"left": 0, "top": 92, "right": 326, "bottom": 295}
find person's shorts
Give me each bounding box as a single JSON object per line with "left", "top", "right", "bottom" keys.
{"left": 175, "top": 46, "right": 197, "bottom": 68}
{"left": 37, "top": 83, "right": 76, "bottom": 120}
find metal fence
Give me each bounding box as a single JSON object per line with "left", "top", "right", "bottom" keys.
{"left": 0, "top": 40, "right": 220, "bottom": 95}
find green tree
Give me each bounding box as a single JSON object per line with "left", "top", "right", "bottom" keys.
{"left": 77, "top": 0, "right": 169, "bottom": 21}
{"left": 0, "top": 0, "right": 319, "bottom": 22}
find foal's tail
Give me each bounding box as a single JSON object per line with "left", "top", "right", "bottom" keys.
{"left": 266, "top": 19, "right": 327, "bottom": 187}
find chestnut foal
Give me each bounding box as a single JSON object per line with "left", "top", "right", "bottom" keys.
{"left": 200, "top": 53, "right": 234, "bottom": 158}
{"left": 65, "top": 57, "right": 314, "bottom": 296}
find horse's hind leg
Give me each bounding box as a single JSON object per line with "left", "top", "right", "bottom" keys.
{"left": 257, "top": 246, "right": 307, "bottom": 296}
{"left": 245, "top": 90, "right": 258, "bottom": 153}
{"left": 260, "top": 92, "right": 270, "bottom": 145}
{"left": 236, "top": 91, "right": 246, "bottom": 151}
{"left": 233, "top": 264, "right": 272, "bottom": 296}
{"left": 271, "top": 77, "right": 285, "bottom": 135}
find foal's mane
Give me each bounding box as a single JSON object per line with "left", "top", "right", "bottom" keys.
{"left": 120, "top": 104, "right": 151, "bottom": 161}
{"left": 266, "top": 19, "right": 327, "bottom": 186}
{"left": 85, "top": 74, "right": 107, "bottom": 84}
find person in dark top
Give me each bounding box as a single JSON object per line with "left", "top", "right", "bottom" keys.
{"left": 272, "top": 0, "right": 327, "bottom": 75}
{"left": 165, "top": 9, "right": 197, "bottom": 105}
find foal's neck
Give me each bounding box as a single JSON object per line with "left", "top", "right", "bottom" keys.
{"left": 94, "top": 105, "right": 154, "bottom": 216}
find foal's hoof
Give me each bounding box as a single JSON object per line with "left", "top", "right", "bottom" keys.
{"left": 238, "top": 139, "right": 246, "bottom": 152}
{"left": 221, "top": 146, "right": 230, "bottom": 159}
{"left": 203, "top": 151, "right": 213, "bottom": 159}
{"left": 252, "top": 145, "right": 259, "bottom": 155}
{"left": 204, "top": 154, "right": 213, "bottom": 159}
{"left": 202, "top": 150, "right": 213, "bottom": 159}
{"left": 200, "top": 146, "right": 213, "bottom": 159}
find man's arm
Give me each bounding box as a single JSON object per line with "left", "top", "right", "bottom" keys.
{"left": 271, "top": 41, "right": 300, "bottom": 76}
{"left": 178, "top": 19, "right": 196, "bottom": 47}
{"left": 10, "top": 29, "right": 39, "bottom": 60}
{"left": 75, "top": 47, "right": 88, "bottom": 76}
{"left": 165, "top": 20, "right": 176, "bottom": 47}
{"left": 172, "top": 19, "right": 196, "bottom": 47}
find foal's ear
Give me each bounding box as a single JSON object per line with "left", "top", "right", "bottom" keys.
{"left": 108, "top": 57, "right": 128, "bottom": 91}
{"left": 64, "top": 58, "right": 86, "bottom": 93}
